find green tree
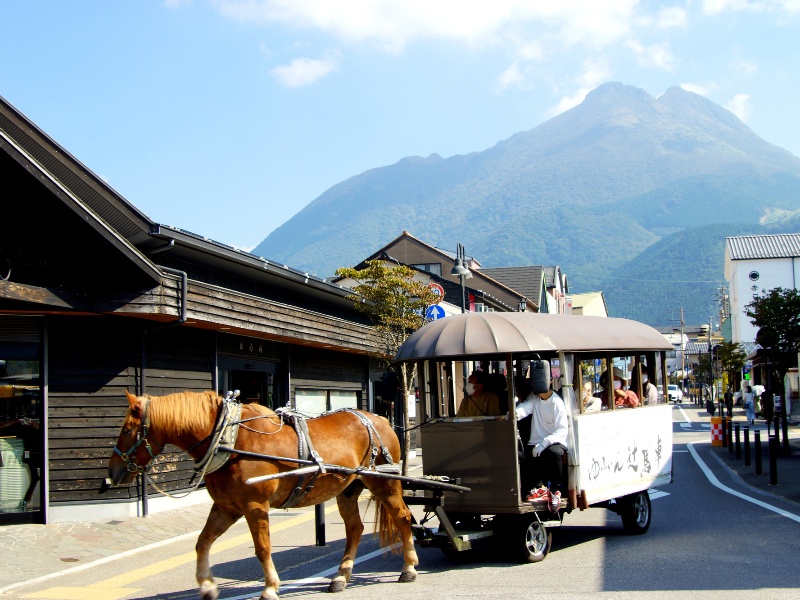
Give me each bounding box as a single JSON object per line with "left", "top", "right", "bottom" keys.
{"left": 335, "top": 260, "right": 437, "bottom": 474}
{"left": 745, "top": 287, "right": 800, "bottom": 447}
{"left": 716, "top": 341, "right": 747, "bottom": 390}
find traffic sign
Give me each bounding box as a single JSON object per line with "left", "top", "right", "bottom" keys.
{"left": 427, "top": 283, "right": 445, "bottom": 304}
{"left": 425, "top": 305, "right": 446, "bottom": 321}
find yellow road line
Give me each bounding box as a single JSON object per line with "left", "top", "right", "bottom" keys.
{"left": 23, "top": 504, "right": 342, "bottom": 599}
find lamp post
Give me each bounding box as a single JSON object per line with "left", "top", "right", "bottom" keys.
{"left": 450, "top": 242, "right": 472, "bottom": 313}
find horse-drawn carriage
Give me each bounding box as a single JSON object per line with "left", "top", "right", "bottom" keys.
{"left": 106, "top": 311, "right": 673, "bottom": 598}
{"left": 396, "top": 311, "right": 674, "bottom": 562}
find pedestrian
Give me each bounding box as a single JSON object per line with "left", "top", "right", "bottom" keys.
{"left": 724, "top": 386, "right": 734, "bottom": 418}
{"left": 744, "top": 385, "right": 755, "bottom": 425}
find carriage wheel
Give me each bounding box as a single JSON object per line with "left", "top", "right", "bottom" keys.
{"left": 497, "top": 515, "right": 551, "bottom": 563}
{"left": 620, "top": 491, "right": 651, "bottom": 535}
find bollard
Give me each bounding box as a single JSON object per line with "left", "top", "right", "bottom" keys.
{"left": 728, "top": 420, "right": 734, "bottom": 455}
{"left": 721, "top": 417, "right": 728, "bottom": 448}
{"left": 769, "top": 436, "right": 778, "bottom": 485}
{"left": 744, "top": 427, "right": 751, "bottom": 466}
{"left": 773, "top": 416, "right": 781, "bottom": 446}
{"left": 710, "top": 417, "right": 723, "bottom": 447}
{"left": 754, "top": 430, "right": 762, "bottom": 475}
{"left": 315, "top": 502, "right": 326, "bottom": 546}
{"left": 735, "top": 423, "right": 741, "bottom": 460}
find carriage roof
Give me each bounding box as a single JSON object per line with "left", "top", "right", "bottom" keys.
{"left": 395, "top": 312, "right": 672, "bottom": 361}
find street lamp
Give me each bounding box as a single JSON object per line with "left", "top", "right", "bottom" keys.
{"left": 518, "top": 297, "right": 527, "bottom": 312}
{"left": 450, "top": 242, "right": 472, "bottom": 313}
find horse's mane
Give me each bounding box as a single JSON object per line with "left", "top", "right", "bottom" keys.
{"left": 146, "top": 390, "right": 221, "bottom": 436}
{"left": 145, "top": 391, "right": 278, "bottom": 436}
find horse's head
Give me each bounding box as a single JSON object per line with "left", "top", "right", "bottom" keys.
{"left": 104, "top": 391, "right": 164, "bottom": 490}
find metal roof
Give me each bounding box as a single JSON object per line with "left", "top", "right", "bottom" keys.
{"left": 726, "top": 234, "right": 800, "bottom": 260}
{"left": 395, "top": 312, "right": 672, "bottom": 361}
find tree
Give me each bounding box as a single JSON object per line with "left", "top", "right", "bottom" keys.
{"left": 335, "top": 260, "right": 438, "bottom": 474}
{"left": 716, "top": 341, "right": 747, "bottom": 390}
{"left": 745, "top": 287, "right": 800, "bottom": 453}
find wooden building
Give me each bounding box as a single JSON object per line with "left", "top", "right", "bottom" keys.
{"left": 0, "top": 95, "right": 383, "bottom": 524}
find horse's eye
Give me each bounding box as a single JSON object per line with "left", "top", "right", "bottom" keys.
{"left": 122, "top": 427, "right": 132, "bottom": 435}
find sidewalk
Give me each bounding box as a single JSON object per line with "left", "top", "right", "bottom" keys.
{"left": 1, "top": 412, "right": 799, "bottom": 595}
{"left": 696, "top": 402, "right": 800, "bottom": 505}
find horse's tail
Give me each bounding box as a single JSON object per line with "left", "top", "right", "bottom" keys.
{"left": 374, "top": 494, "right": 403, "bottom": 554}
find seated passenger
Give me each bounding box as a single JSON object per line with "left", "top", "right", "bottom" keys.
{"left": 484, "top": 372, "right": 509, "bottom": 414}
{"left": 582, "top": 381, "right": 600, "bottom": 412}
{"left": 456, "top": 371, "right": 501, "bottom": 417}
{"left": 631, "top": 366, "right": 657, "bottom": 405}
{"left": 596, "top": 367, "right": 639, "bottom": 408}
{"left": 515, "top": 377, "right": 568, "bottom": 512}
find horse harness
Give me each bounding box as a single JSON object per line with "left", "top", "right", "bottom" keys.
{"left": 273, "top": 407, "right": 394, "bottom": 509}
{"left": 113, "top": 397, "right": 162, "bottom": 474}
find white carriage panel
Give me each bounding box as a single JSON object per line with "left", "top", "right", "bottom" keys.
{"left": 574, "top": 404, "right": 672, "bottom": 505}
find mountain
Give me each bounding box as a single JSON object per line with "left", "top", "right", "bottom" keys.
{"left": 253, "top": 82, "right": 800, "bottom": 326}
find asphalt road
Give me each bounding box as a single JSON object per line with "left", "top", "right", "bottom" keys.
{"left": 7, "top": 407, "right": 800, "bottom": 600}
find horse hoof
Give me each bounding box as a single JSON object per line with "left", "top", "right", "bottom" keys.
{"left": 328, "top": 579, "right": 347, "bottom": 593}
{"left": 199, "top": 581, "right": 219, "bottom": 600}
{"left": 398, "top": 571, "right": 417, "bottom": 583}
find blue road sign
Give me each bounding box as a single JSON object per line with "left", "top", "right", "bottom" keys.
{"left": 425, "top": 305, "right": 446, "bottom": 320}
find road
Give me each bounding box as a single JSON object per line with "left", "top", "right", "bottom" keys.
{"left": 8, "top": 405, "right": 800, "bottom": 600}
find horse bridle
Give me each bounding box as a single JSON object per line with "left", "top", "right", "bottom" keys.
{"left": 113, "top": 397, "right": 162, "bottom": 473}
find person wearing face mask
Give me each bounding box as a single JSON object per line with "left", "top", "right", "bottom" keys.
{"left": 455, "top": 371, "right": 501, "bottom": 417}
{"left": 630, "top": 365, "right": 657, "bottom": 405}
{"left": 596, "top": 367, "right": 639, "bottom": 408}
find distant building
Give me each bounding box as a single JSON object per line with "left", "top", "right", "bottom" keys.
{"left": 724, "top": 233, "right": 800, "bottom": 344}
{"left": 566, "top": 291, "right": 608, "bottom": 317}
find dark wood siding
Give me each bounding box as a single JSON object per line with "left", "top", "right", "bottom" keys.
{"left": 290, "top": 346, "right": 368, "bottom": 410}
{"left": 47, "top": 317, "right": 214, "bottom": 503}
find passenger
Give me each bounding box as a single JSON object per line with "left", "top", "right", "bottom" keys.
{"left": 582, "top": 381, "right": 600, "bottom": 412}
{"left": 456, "top": 371, "right": 501, "bottom": 417}
{"left": 631, "top": 366, "right": 657, "bottom": 405}
{"left": 484, "top": 372, "right": 509, "bottom": 414}
{"left": 744, "top": 385, "right": 755, "bottom": 425}
{"left": 515, "top": 382, "right": 568, "bottom": 512}
{"left": 596, "top": 367, "right": 639, "bottom": 408}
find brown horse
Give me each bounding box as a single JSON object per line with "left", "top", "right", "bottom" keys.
{"left": 106, "top": 391, "right": 418, "bottom": 600}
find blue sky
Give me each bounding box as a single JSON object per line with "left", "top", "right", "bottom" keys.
{"left": 2, "top": 1, "right": 799, "bottom": 251}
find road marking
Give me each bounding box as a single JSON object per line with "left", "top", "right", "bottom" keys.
{"left": 16, "top": 504, "right": 343, "bottom": 600}
{"left": 688, "top": 442, "right": 800, "bottom": 524}
{"left": 675, "top": 405, "right": 692, "bottom": 423}
{"left": 648, "top": 488, "right": 669, "bottom": 500}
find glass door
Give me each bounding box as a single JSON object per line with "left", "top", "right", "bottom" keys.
{"left": 1, "top": 349, "right": 43, "bottom": 524}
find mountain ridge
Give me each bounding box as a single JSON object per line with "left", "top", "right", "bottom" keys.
{"left": 253, "top": 82, "right": 800, "bottom": 325}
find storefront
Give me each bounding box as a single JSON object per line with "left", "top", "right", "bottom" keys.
{"left": 0, "top": 94, "right": 382, "bottom": 524}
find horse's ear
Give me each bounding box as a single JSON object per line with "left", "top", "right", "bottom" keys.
{"left": 125, "top": 391, "right": 143, "bottom": 416}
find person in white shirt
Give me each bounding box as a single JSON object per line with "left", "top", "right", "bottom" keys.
{"left": 515, "top": 385, "right": 568, "bottom": 512}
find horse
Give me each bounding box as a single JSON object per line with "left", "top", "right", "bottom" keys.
{"left": 106, "top": 391, "right": 418, "bottom": 600}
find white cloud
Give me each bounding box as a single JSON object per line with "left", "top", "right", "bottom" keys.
{"left": 725, "top": 93, "right": 752, "bottom": 120}
{"left": 270, "top": 56, "right": 338, "bottom": 87}
{"left": 544, "top": 58, "right": 610, "bottom": 118}
{"left": 679, "top": 82, "right": 717, "bottom": 96}
{"left": 735, "top": 60, "right": 758, "bottom": 74}
{"left": 658, "top": 6, "right": 687, "bottom": 27}
{"left": 212, "top": 0, "right": 640, "bottom": 53}
{"left": 496, "top": 62, "right": 524, "bottom": 92}
{"left": 627, "top": 40, "right": 676, "bottom": 71}
{"left": 702, "top": 0, "right": 800, "bottom": 14}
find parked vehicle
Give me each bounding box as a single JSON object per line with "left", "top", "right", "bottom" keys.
{"left": 667, "top": 384, "right": 683, "bottom": 403}
{"left": 396, "top": 312, "right": 674, "bottom": 562}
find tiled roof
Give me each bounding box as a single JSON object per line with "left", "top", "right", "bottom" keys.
{"left": 480, "top": 266, "right": 544, "bottom": 300}
{"left": 726, "top": 233, "right": 800, "bottom": 260}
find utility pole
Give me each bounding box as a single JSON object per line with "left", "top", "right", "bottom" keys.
{"left": 680, "top": 307, "right": 685, "bottom": 394}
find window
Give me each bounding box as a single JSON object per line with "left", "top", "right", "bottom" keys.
{"left": 296, "top": 389, "right": 359, "bottom": 416}
{"left": 410, "top": 263, "right": 442, "bottom": 276}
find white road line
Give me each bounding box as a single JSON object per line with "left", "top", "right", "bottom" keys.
{"left": 676, "top": 405, "right": 692, "bottom": 423}
{"left": 688, "top": 442, "right": 800, "bottom": 524}
{"left": 648, "top": 488, "right": 670, "bottom": 500}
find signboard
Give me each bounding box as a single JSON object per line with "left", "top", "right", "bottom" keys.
{"left": 427, "top": 283, "right": 445, "bottom": 304}
{"left": 425, "top": 305, "right": 446, "bottom": 321}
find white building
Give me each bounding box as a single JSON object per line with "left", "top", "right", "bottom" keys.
{"left": 724, "top": 233, "right": 800, "bottom": 344}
